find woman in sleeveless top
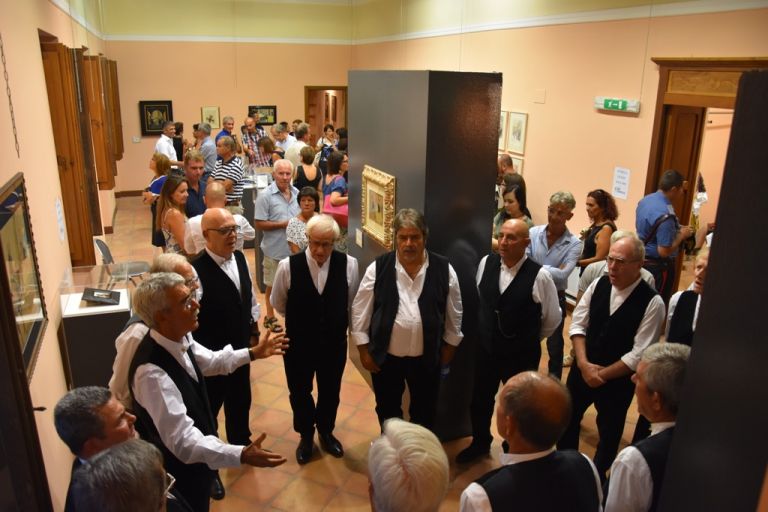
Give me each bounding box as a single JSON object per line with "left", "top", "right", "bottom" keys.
{"left": 491, "top": 185, "right": 533, "bottom": 252}
{"left": 156, "top": 174, "right": 189, "bottom": 255}
{"left": 315, "top": 123, "right": 337, "bottom": 150}
{"left": 323, "top": 151, "right": 349, "bottom": 252}
{"left": 144, "top": 153, "right": 171, "bottom": 248}
{"left": 286, "top": 187, "right": 320, "bottom": 254}
{"left": 292, "top": 145, "right": 323, "bottom": 211}
{"left": 578, "top": 188, "right": 618, "bottom": 274}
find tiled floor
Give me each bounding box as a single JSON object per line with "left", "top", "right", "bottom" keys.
{"left": 106, "top": 197, "right": 645, "bottom": 511}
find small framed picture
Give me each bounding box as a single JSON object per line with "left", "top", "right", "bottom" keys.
{"left": 248, "top": 105, "right": 277, "bottom": 125}
{"left": 511, "top": 155, "right": 524, "bottom": 175}
{"left": 361, "top": 165, "right": 396, "bottom": 250}
{"left": 139, "top": 100, "right": 173, "bottom": 136}
{"left": 499, "top": 111, "right": 508, "bottom": 150}
{"left": 201, "top": 106, "right": 220, "bottom": 129}
{"left": 506, "top": 111, "right": 528, "bottom": 155}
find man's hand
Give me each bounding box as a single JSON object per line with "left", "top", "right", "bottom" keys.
{"left": 440, "top": 344, "right": 456, "bottom": 366}
{"left": 240, "top": 433, "right": 287, "bottom": 467}
{"left": 679, "top": 225, "right": 694, "bottom": 239}
{"left": 250, "top": 330, "right": 289, "bottom": 359}
{"left": 579, "top": 362, "right": 606, "bottom": 388}
{"left": 358, "top": 345, "right": 380, "bottom": 373}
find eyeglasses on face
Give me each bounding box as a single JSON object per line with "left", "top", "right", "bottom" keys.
{"left": 606, "top": 255, "right": 640, "bottom": 266}
{"left": 205, "top": 225, "right": 240, "bottom": 236}
{"left": 308, "top": 239, "right": 334, "bottom": 250}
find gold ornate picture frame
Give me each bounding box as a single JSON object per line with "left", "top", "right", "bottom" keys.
{"left": 361, "top": 165, "right": 396, "bottom": 249}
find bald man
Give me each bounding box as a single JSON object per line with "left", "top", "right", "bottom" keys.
{"left": 460, "top": 372, "right": 602, "bottom": 512}
{"left": 457, "top": 219, "right": 561, "bottom": 464}
{"left": 184, "top": 182, "right": 255, "bottom": 255}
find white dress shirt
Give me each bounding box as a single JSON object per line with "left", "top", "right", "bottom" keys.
{"left": 270, "top": 249, "right": 359, "bottom": 317}
{"left": 665, "top": 290, "right": 700, "bottom": 339}
{"left": 155, "top": 134, "right": 177, "bottom": 162}
{"left": 569, "top": 277, "right": 665, "bottom": 371}
{"left": 183, "top": 214, "right": 256, "bottom": 255}
{"left": 605, "top": 422, "right": 676, "bottom": 512}
{"left": 460, "top": 448, "right": 603, "bottom": 512}
{"left": 131, "top": 329, "right": 251, "bottom": 469}
{"left": 109, "top": 321, "right": 150, "bottom": 408}
{"left": 350, "top": 252, "right": 463, "bottom": 356}
{"left": 201, "top": 247, "right": 260, "bottom": 322}
{"left": 475, "top": 255, "right": 562, "bottom": 339}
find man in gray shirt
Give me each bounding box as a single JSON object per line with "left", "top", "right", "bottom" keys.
{"left": 197, "top": 122, "right": 217, "bottom": 182}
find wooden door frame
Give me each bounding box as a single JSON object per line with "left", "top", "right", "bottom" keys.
{"left": 304, "top": 85, "right": 348, "bottom": 131}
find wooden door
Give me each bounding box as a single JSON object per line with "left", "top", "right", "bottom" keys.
{"left": 83, "top": 55, "right": 116, "bottom": 190}
{"left": 40, "top": 42, "right": 96, "bottom": 266}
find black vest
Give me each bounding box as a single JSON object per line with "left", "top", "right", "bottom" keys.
{"left": 285, "top": 251, "right": 349, "bottom": 343}
{"left": 128, "top": 332, "right": 216, "bottom": 493}
{"left": 477, "top": 255, "right": 542, "bottom": 356}
{"left": 476, "top": 450, "right": 600, "bottom": 511}
{"left": 192, "top": 250, "right": 253, "bottom": 350}
{"left": 368, "top": 251, "right": 449, "bottom": 368}
{"left": 635, "top": 426, "right": 676, "bottom": 512}
{"left": 667, "top": 291, "right": 698, "bottom": 346}
{"left": 586, "top": 277, "right": 657, "bottom": 366}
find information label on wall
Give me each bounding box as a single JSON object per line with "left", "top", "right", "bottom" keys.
{"left": 612, "top": 167, "right": 630, "bottom": 200}
{"left": 56, "top": 197, "right": 66, "bottom": 241}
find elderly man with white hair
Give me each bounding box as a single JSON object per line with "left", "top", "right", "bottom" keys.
{"left": 270, "top": 214, "right": 359, "bottom": 464}
{"left": 368, "top": 418, "right": 449, "bottom": 512}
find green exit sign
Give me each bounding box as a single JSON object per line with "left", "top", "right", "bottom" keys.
{"left": 603, "top": 98, "right": 628, "bottom": 111}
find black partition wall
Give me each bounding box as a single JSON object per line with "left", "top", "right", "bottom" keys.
{"left": 347, "top": 70, "right": 502, "bottom": 439}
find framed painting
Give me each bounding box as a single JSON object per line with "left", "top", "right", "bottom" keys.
{"left": 361, "top": 165, "right": 396, "bottom": 250}
{"left": 248, "top": 105, "right": 277, "bottom": 125}
{"left": 139, "top": 100, "right": 173, "bottom": 136}
{"left": 201, "top": 106, "right": 220, "bottom": 129}
{"left": 0, "top": 173, "right": 48, "bottom": 380}
{"left": 506, "top": 111, "right": 528, "bottom": 155}
{"left": 498, "top": 111, "right": 508, "bottom": 150}
{"left": 511, "top": 155, "right": 524, "bottom": 175}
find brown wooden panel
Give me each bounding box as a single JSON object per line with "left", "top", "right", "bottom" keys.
{"left": 107, "top": 60, "right": 124, "bottom": 160}
{"left": 662, "top": 92, "right": 735, "bottom": 109}
{"left": 83, "top": 56, "right": 116, "bottom": 190}
{"left": 659, "top": 105, "right": 705, "bottom": 221}
{"left": 667, "top": 70, "right": 741, "bottom": 96}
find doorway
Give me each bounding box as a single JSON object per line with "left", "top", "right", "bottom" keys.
{"left": 304, "top": 86, "right": 347, "bottom": 145}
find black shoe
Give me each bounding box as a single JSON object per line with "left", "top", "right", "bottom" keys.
{"left": 210, "top": 474, "right": 225, "bottom": 500}
{"left": 296, "top": 436, "right": 315, "bottom": 465}
{"left": 501, "top": 440, "right": 510, "bottom": 454}
{"left": 456, "top": 442, "right": 490, "bottom": 464}
{"left": 318, "top": 432, "right": 344, "bottom": 458}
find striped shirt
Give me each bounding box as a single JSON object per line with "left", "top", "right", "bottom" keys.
{"left": 212, "top": 156, "right": 245, "bottom": 203}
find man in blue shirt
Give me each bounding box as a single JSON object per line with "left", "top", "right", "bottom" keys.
{"left": 527, "top": 191, "right": 583, "bottom": 380}
{"left": 635, "top": 170, "right": 693, "bottom": 304}
{"left": 184, "top": 150, "right": 206, "bottom": 218}
{"left": 197, "top": 123, "right": 217, "bottom": 182}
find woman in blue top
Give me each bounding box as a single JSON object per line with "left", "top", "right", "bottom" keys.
{"left": 322, "top": 151, "right": 348, "bottom": 252}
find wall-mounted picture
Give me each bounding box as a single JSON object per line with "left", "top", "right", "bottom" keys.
{"left": 201, "top": 106, "right": 220, "bottom": 129}
{"left": 361, "top": 165, "right": 396, "bottom": 250}
{"left": 331, "top": 95, "right": 337, "bottom": 124}
{"left": 506, "top": 111, "right": 528, "bottom": 154}
{"left": 248, "top": 105, "right": 277, "bottom": 125}
{"left": 324, "top": 93, "right": 331, "bottom": 123}
{"left": 499, "top": 111, "right": 508, "bottom": 150}
{"left": 511, "top": 155, "right": 524, "bottom": 175}
{"left": 139, "top": 100, "right": 173, "bottom": 136}
{"left": 0, "top": 173, "right": 48, "bottom": 380}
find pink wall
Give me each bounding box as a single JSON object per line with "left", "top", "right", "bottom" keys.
{"left": 351, "top": 8, "right": 768, "bottom": 234}
{"left": 105, "top": 40, "right": 353, "bottom": 192}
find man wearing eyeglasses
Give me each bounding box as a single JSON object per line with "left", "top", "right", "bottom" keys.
{"left": 190, "top": 207, "right": 264, "bottom": 499}
{"left": 557, "top": 233, "right": 665, "bottom": 481}
{"left": 526, "top": 191, "right": 583, "bottom": 381}
{"left": 456, "top": 219, "right": 561, "bottom": 464}
{"left": 270, "top": 214, "right": 359, "bottom": 464}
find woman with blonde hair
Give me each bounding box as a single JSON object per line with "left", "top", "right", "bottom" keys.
{"left": 143, "top": 153, "right": 171, "bottom": 248}
{"left": 155, "top": 174, "right": 189, "bottom": 254}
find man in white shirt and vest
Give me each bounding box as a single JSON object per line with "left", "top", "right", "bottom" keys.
{"left": 557, "top": 233, "right": 665, "bottom": 480}
{"left": 271, "top": 214, "right": 360, "bottom": 464}
{"left": 351, "top": 208, "right": 463, "bottom": 431}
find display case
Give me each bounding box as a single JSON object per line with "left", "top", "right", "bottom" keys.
{"left": 59, "top": 265, "right": 133, "bottom": 388}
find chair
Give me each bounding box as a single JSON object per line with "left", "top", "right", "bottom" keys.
{"left": 94, "top": 239, "right": 150, "bottom": 286}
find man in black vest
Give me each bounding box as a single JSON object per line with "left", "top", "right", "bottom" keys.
{"left": 129, "top": 272, "right": 287, "bottom": 512}
{"left": 456, "top": 219, "right": 561, "bottom": 464}
{"left": 558, "top": 234, "right": 666, "bottom": 480}
{"left": 270, "top": 214, "right": 360, "bottom": 464}
{"left": 460, "top": 371, "right": 602, "bottom": 511}
{"left": 666, "top": 247, "right": 708, "bottom": 346}
{"left": 351, "top": 208, "right": 464, "bottom": 430}
{"left": 54, "top": 386, "right": 137, "bottom": 512}
{"left": 604, "top": 342, "right": 690, "bottom": 512}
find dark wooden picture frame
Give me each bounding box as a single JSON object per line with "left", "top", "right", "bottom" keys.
{"left": 0, "top": 172, "right": 48, "bottom": 380}
{"left": 139, "top": 100, "right": 173, "bottom": 136}
{"left": 248, "top": 105, "right": 277, "bottom": 125}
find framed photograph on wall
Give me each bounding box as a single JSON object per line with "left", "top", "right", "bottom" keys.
{"left": 248, "top": 105, "right": 277, "bottom": 126}
{"left": 506, "top": 111, "right": 528, "bottom": 155}
{"left": 139, "top": 100, "right": 173, "bottom": 136}
{"left": 361, "top": 165, "right": 396, "bottom": 250}
{"left": 201, "top": 106, "right": 220, "bottom": 129}
{"left": 511, "top": 155, "right": 524, "bottom": 175}
{"left": 0, "top": 173, "right": 48, "bottom": 380}
{"left": 331, "top": 95, "right": 337, "bottom": 124}
{"left": 499, "top": 111, "right": 508, "bottom": 150}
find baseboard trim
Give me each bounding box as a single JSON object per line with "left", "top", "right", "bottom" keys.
{"left": 115, "top": 190, "right": 143, "bottom": 197}
{"left": 103, "top": 226, "right": 114, "bottom": 234}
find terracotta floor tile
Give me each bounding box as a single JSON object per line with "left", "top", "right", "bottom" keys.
{"left": 322, "top": 491, "right": 370, "bottom": 512}
{"left": 228, "top": 467, "right": 294, "bottom": 504}
{"left": 297, "top": 454, "right": 353, "bottom": 488}
{"left": 339, "top": 408, "right": 380, "bottom": 437}
{"left": 338, "top": 383, "right": 372, "bottom": 407}
{"left": 270, "top": 478, "right": 336, "bottom": 512}
{"left": 250, "top": 408, "right": 294, "bottom": 438}
{"left": 251, "top": 381, "right": 288, "bottom": 408}
{"left": 342, "top": 472, "right": 370, "bottom": 499}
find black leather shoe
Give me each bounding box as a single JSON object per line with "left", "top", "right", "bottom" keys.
{"left": 501, "top": 440, "right": 510, "bottom": 454}
{"left": 296, "top": 436, "right": 314, "bottom": 465}
{"left": 318, "top": 432, "right": 344, "bottom": 458}
{"left": 456, "top": 442, "right": 490, "bottom": 464}
{"left": 210, "top": 473, "right": 225, "bottom": 500}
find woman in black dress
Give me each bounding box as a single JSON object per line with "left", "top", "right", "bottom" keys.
{"left": 578, "top": 188, "right": 618, "bottom": 274}
{"left": 292, "top": 146, "right": 323, "bottom": 210}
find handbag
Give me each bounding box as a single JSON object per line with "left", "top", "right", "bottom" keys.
{"left": 323, "top": 177, "right": 348, "bottom": 228}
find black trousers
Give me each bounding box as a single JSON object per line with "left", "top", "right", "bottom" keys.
{"left": 558, "top": 364, "right": 635, "bottom": 479}
{"left": 469, "top": 343, "right": 541, "bottom": 448}
{"left": 371, "top": 355, "right": 440, "bottom": 430}
{"left": 205, "top": 364, "right": 252, "bottom": 445}
{"left": 545, "top": 293, "right": 567, "bottom": 379}
{"left": 172, "top": 466, "right": 214, "bottom": 512}
{"left": 644, "top": 257, "right": 676, "bottom": 305}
